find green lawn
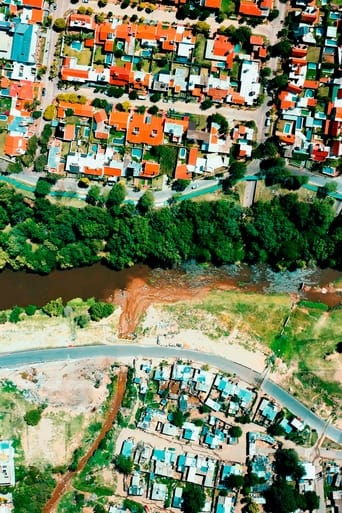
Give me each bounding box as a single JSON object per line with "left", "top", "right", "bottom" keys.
{"left": 64, "top": 45, "right": 92, "bottom": 66}
{"left": 0, "top": 97, "right": 11, "bottom": 114}
{"left": 0, "top": 131, "right": 7, "bottom": 156}
{"left": 189, "top": 114, "right": 207, "bottom": 130}
{"left": 94, "top": 45, "right": 105, "bottom": 65}
{"left": 306, "top": 47, "right": 321, "bottom": 63}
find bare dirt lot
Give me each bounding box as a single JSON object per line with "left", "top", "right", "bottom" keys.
{"left": 0, "top": 358, "right": 114, "bottom": 466}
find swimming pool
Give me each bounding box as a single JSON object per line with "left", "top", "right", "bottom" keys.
{"left": 121, "top": 55, "right": 132, "bottom": 62}
{"left": 83, "top": 126, "right": 90, "bottom": 138}
{"left": 0, "top": 441, "right": 10, "bottom": 449}
{"left": 132, "top": 147, "right": 142, "bottom": 159}
{"left": 179, "top": 147, "right": 187, "bottom": 159}
{"left": 305, "top": 89, "right": 314, "bottom": 97}
{"left": 0, "top": 114, "right": 8, "bottom": 121}
{"left": 284, "top": 122, "right": 292, "bottom": 134}
{"left": 71, "top": 40, "right": 82, "bottom": 52}
{"left": 117, "top": 41, "right": 124, "bottom": 50}
{"left": 105, "top": 54, "right": 112, "bottom": 65}
{"left": 307, "top": 62, "right": 317, "bottom": 70}
{"left": 141, "top": 49, "right": 152, "bottom": 58}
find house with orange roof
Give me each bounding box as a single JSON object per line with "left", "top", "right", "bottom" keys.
{"left": 205, "top": 35, "right": 235, "bottom": 70}
{"left": 109, "top": 65, "right": 130, "bottom": 87}
{"left": 127, "top": 113, "right": 164, "bottom": 146}
{"left": 63, "top": 124, "right": 76, "bottom": 141}
{"left": 201, "top": 123, "right": 230, "bottom": 154}
{"left": 175, "top": 163, "right": 192, "bottom": 180}
{"left": 69, "top": 13, "right": 95, "bottom": 31}
{"left": 140, "top": 161, "right": 160, "bottom": 178}
{"left": 4, "top": 134, "right": 28, "bottom": 156}
{"left": 108, "top": 110, "right": 130, "bottom": 131}
{"left": 204, "top": 0, "right": 222, "bottom": 7}
{"left": 239, "top": 1, "right": 262, "bottom": 17}
{"left": 301, "top": 6, "right": 320, "bottom": 24}
{"left": 57, "top": 101, "right": 94, "bottom": 119}
{"left": 22, "top": 0, "right": 44, "bottom": 8}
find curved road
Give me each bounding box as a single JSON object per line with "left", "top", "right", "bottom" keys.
{"left": 0, "top": 345, "right": 341, "bottom": 444}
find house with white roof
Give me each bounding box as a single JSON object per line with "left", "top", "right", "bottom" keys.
{"left": 239, "top": 60, "right": 261, "bottom": 106}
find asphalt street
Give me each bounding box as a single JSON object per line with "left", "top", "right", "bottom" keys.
{"left": 1, "top": 345, "right": 341, "bottom": 444}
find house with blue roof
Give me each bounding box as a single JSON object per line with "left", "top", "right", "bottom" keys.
{"left": 214, "top": 375, "right": 237, "bottom": 399}
{"left": 204, "top": 429, "right": 225, "bottom": 449}
{"left": 10, "top": 22, "right": 38, "bottom": 64}
{"left": 216, "top": 495, "right": 234, "bottom": 513}
{"left": 182, "top": 422, "right": 201, "bottom": 442}
{"left": 172, "top": 363, "right": 194, "bottom": 383}
{"left": 220, "top": 463, "right": 243, "bottom": 485}
{"left": 193, "top": 369, "right": 215, "bottom": 394}
{"left": 257, "top": 398, "right": 279, "bottom": 425}
{"left": 172, "top": 487, "right": 183, "bottom": 509}
{"left": 128, "top": 472, "right": 144, "bottom": 496}
{"left": 154, "top": 365, "right": 171, "bottom": 382}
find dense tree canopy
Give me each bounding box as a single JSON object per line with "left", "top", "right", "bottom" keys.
{"left": 0, "top": 184, "right": 340, "bottom": 275}
{"left": 182, "top": 484, "right": 206, "bottom": 513}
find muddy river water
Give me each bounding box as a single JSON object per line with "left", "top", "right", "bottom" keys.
{"left": 0, "top": 263, "right": 341, "bottom": 317}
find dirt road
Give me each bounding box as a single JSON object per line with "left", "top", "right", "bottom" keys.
{"left": 43, "top": 368, "right": 127, "bottom": 513}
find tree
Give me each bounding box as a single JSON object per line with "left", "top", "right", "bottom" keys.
{"left": 129, "top": 90, "right": 138, "bottom": 100}
{"left": 25, "top": 305, "right": 37, "bottom": 316}
{"left": 42, "top": 298, "right": 64, "bottom": 317}
{"left": 75, "top": 314, "right": 89, "bottom": 328}
{"left": 9, "top": 306, "right": 23, "bottom": 323}
{"left": 271, "top": 40, "right": 292, "bottom": 58}
{"left": 264, "top": 482, "right": 300, "bottom": 513}
{"left": 43, "top": 105, "right": 57, "bottom": 121}
{"left": 150, "top": 92, "right": 161, "bottom": 103}
{"left": 303, "top": 491, "right": 319, "bottom": 512}
{"left": 98, "top": 0, "right": 108, "bottom": 6}
{"left": 115, "top": 455, "right": 134, "bottom": 474}
{"left": 35, "top": 179, "right": 51, "bottom": 198}
{"left": 86, "top": 185, "right": 102, "bottom": 206}
{"left": 201, "top": 99, "right": 213, "bottom": 110}
{"left": 32, "top": 111, "right": 42, "bottom": 119}
{"left": 273, "top": 448, "right": 305, "bottom": 481}
{"left": 193, "top": 21, "right": 210, "bottom": 37}
{"left": 34, "top": 155, "right": 47, "bottom": 173}
{"left": 24, "top": 408, "right": 42, "bottom": 426}
{"left": 209, "top": 113, "right": 229, "bottom": 134}
{"left": 225, "top": 474, "right": 244, "bottom": 489}
{"left": 182, "top": 484, "right": 206, "bottom": 513}
{"left": 137, "top": 190, "right": 154, "bottom": 214}
{"left": 171, "top": 408, "right": 185, "bottom": 427}
{"left": 271, "top": 73, "right": 289, "bottom": 90}
{"left": 89, "top": 301, "right": 114, "bottom": 321}
{"left": 53, "top": 18, "right": 66, "bottom": 31}
{"left": 260, "top": 67, "right": 272, "bottom": 78}
{"left": 148, "top": 105, "right": 159, "bottom": 115}
{"left": 172, "top": 179, "right": 190, "bottom": 192}
{"left": 228, "top": 425, "right": 243, "bottom": 438}
{"left": 106, "top": 182, "right": 126, "bottom": 212}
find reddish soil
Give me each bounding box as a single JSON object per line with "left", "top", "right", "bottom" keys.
{"left": 43, "top": 369, "right": 127, "bottom": 513}
{"left": 112, "top": 273, "right": 240, "bottom": 338}
{"left": 111, "top": 270, "right": 342, "bottom": 339}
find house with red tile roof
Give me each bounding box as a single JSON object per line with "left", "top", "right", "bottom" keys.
{"left": 239, "top": 0, "right": 273, "bottom": 16}
{"left": 127, "top": 113, "right": 164, "bottom": 146}
{"left": 205, "top": 35, "right": 235, "bottom": 70}
{"left": 68, "top": 13, "right": 95, "bottom": 31}
{"left": 140, "top": 161, "right": 160, "bottom": 178}
{"left": 4, "top": 134, "right": 28, "bottom": 156}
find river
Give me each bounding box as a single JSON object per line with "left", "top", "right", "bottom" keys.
{"left": 0, "top": 263, "right": 341, "bottom": 313}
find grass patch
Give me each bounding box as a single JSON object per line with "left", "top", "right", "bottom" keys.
{"left": 165, "top": 289, "right": 291, "bottom": 344}
{"left": 0, "top": 131, "right": 7, "bottom": 155}
{"left": 0, "top": 97, "right": 11, "bottom": 113}
{"left": 306, "top": 47, "right": 321, "bottom": 63}
{"left": 189, "top": 114, "right": 207, "bottom": 130}
{"left": 64, "top": 45, "right": 92, "bottom": 66}
{"left": 94, "top": 45, "right": 105, "bottom": 64}
{"left": 231, "top": 60, "right": 240, "bottom": 80}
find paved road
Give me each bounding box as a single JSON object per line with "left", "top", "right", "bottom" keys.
{"left": 1, "top": 344, "right": 341, "bottom": 444}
